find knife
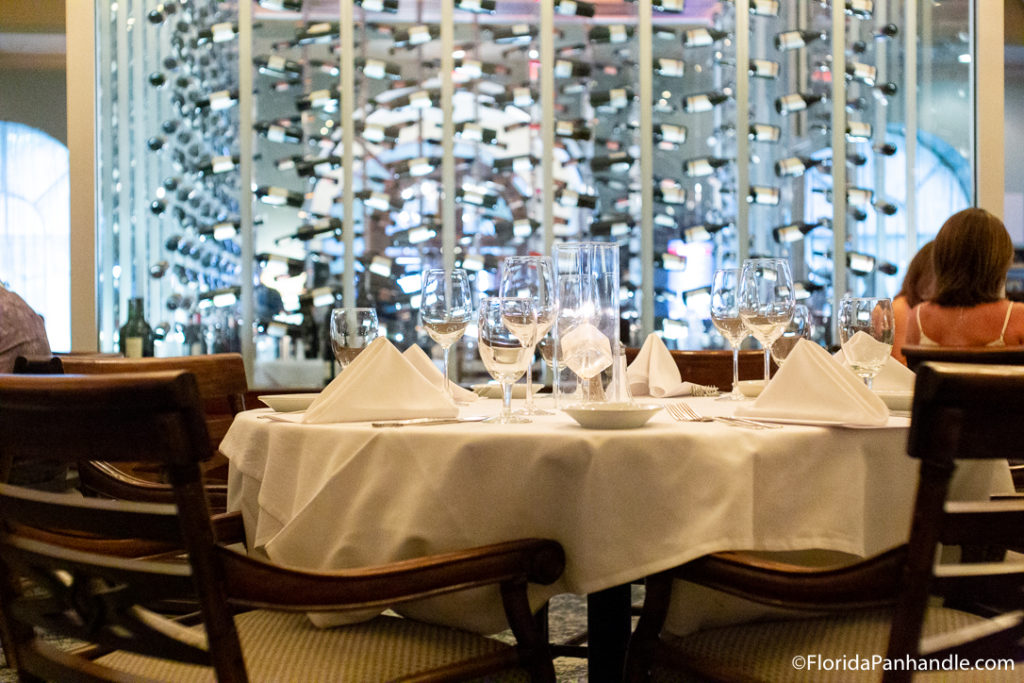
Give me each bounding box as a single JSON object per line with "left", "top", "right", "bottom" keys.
{"left": 371, "top": 416, "right": 488, "bottom": 427}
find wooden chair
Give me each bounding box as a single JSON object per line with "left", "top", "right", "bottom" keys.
{"left": 626, "top": 361, "right": 1024, "bottom": 682}
{"left": 623, "top": 347, "right": 771, "bottom": 393}
{"left": 18, "top": 353, "right": 249, "bottom": 511}
{"left": 902, "top": 345, "right": 1024, "bottom": 372}
{"left": 0, "top": 371, "right": 566, "bottom": 682}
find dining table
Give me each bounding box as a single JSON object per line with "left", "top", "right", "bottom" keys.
{"left": 220, "top": 394, "right": 1010, "bottom": 681}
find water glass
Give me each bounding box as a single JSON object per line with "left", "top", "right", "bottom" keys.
{"left": 710, "top": 268, "right": 751, "bottom": 400}
{"left": 329, "top": 308, "right": 379, "bottom": 369}
{"left": 420, "top": 268, "right": 474, "bottom": 400}
{"left": 739, "top": 258, "right": 795, "bottom": 382}
{"left": 477, "top": 297, "right": 536, "bottom": 424}
{"left": 838, "top": 297, "right": 895, "bottom": 388}
{"left": 770, "top": 303, "right": 810, "bottom": 367}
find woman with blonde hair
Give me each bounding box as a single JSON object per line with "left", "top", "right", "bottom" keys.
{"left": 904, "top": 207, "right": 1024, "bottom": 348}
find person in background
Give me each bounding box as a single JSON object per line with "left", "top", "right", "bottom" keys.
{"left": 905, "top": 208, "right": 1024, "bottom": 349}
{"left": 0, "top": 281, "right": 51, "bottom": 373}
{"left": 891, "top": 241, "right": 935, "bottom": 365}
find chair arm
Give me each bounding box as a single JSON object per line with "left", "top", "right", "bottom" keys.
{"left": 78, "top": 461, "right": 228, "bottom": 512}
{"left": 673, "top": 547, "right": 907, "bottom": 611}
{"left": 218, "top": 538, "right": 565, "bottom": 612}
{"left": 210, "top": 510, "right": 245, "bottom": 546}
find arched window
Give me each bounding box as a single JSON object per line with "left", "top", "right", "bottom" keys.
{"left": 0, "top": 121, "right": 70, "bottom": 351}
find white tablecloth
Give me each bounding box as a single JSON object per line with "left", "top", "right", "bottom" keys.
{"left": 221, "top": 397, "right": 1009, "bottom": 634}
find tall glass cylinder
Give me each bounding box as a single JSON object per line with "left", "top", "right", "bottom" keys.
{"left": 553, "top": 242, "right": 621, "bottom": 405}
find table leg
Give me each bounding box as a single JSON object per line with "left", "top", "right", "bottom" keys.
{"left": 587, "top": 582, "right": 632, "bottom": 682}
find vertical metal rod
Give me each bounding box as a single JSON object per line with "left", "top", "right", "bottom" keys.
{"left": 873, "top": 4, "right": 887, "bottom": 293}
{"left": 540, "top": 0, "right": 555, "bottom": 256}
{"left": 638, "top": 0, "right": 654, "bottom": 335}
{"left": 830, "top": 0, "right": 848, "bottom": 331}
{"left": 973, "top": 0, "right": 1004, "bottom": 214}
{"left": 340, "top": 0, "right": 357, "bottom": 304}
{"left": 440, "top": 0, "right": 456, "bottom": 271}
{"left": 904, "top": 0, "right": 918, "bottom": 255}
{"left": 130, "top": 0, "right": 147, "bottom": 303}
{"left": 239, "top": 0, "right": 255, "bottom": 378}
{"left": 735, "top": 0, "right": 750, "bottom": 261}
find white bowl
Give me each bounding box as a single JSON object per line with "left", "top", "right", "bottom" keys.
{"left": 563, "top": 402, "right": 662, "bottom": 430}
{"left": 736, "top": 380, "right": 766, "bottom": 398}
{"left": 258, "top": 393, "right": 319, "bottom": 412}
{"left": 874, "top": 390, "right": 913, "bottom": 412}
{"left": 472, "top": 383, "right": 529, "bottom": 399}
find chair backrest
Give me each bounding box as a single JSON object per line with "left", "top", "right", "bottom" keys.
{"left": 885, "top": 361, "right": 1024, "bottom": 675}
{"left": 0, "top": 372, "right": 248, "bottom": 682}
{"left": 58, "top": 354, "right": 249, "bottom": 451}
{"left": 902, "top": 345, "right": 1024, "bottom": 372}
{"left": 623, "top": 347, "right": 770, "bottom": 392}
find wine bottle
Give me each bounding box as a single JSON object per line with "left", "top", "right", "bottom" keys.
{"left": 874, "top": 200, "right": 898, "bottom": 216}
{"left": 847, "top": 251, "right": 879, "bottom": 275}
{"left": 494, "top": 155, "right": 537, "bottom": 173}
{"left": 456, "top": 187, "right": 501, "bottom": 209}
{"left": 844, "top": 0, "right": 873, "bottom": 19}
{"left": 361, "top": 122, "right": 405, "bottom": 144}
{"left": 653, "top": 184, "right": 686, "bottom": 205}
{"left": 590, "top": 152, "right": 635, "bottom": 173}
{"left": 653, "top": 123, "right": 687, "bottom": 145}
{"left": 255, "top": 121, "right": 303, "bottom": 144}
{"left": 453, "top": 58, "right": 509, "bottom": 79}
{"left": 682, "top": 27, "right": 731, "bottom": 48}
{"left": 748, "top": 0, "right": 780, "bottom": 15}
{"left": 845, "top": 120, "right": 873, "bottom": 141}
{"left": 588, "top": 24, "right": 634, "bottom": 44}
{"left": 486, "top": 24, "right": 535, "bottom": 44}
{"left": 683, "top": 156, "right": 731, "bottom": 178}
{"left": 654, "top": 58, "right": 685, "bottom": 78}
{"left": 682, "top": 90, "right": 730, "bottom": 113}
{"left": 748, "top": 123, "right": 781, "bottom": 143}
{"left": 119, "top": 297, "right": 155, "bottom": 358}
{"left": 590, "top": 87, "right": 635, "bottom": 110}
{"left": 354, "top": 0, "right": 400, "bottom": 13}
{"left": 589, "top": 214, "right": 635, "bottom": 237}
{"left": 391, "top": 25, "right": 441, "bottom": 49}
{"left": 681, "top": 222, "right": 730, "bottom": 243}
{"left": 773, "top": 218, "right": 829, "bottom": 243}
{"left": 256, "top": 185, "right": 306, "bottom": 207}
{"left": 352, "top": 57, "right": 403, "bottom": 81}
{"left": 294, "top": 155, "right": 342, "bottom": 177}
{"left": 873, "top": 82, "right": 899, "bottom": 99}
{"left": 874, "top": 23, "right": 899, "bottom": 39}
{"left": 259, "top": 0, "right": 303, "bottom": 9}
{"left": 747, "top": 185, "right": 781, "bottom": 206}
{"left": 389, "top": 156, "right": 440, "bottom": 177}
{"left": 294, "top": 22, "right": 339, "bottom": 45}
{"left": 845, "top": 61, "right": 877, "bottom": 86}
{"left": 454, "top": 121, "right": 499, "bottom": 145}
{"left": 774, "top": 156, "right": 827, "bottom": 178}
{"left": 554, "top": 0, "right": 596, "bottom": 17}
{"left": 254, "top": 55, "right": 303, "bottom": 80}
{"left": 556, "top": 189, "right": 598, "bottom": 209}
{"left": 454, "top": 0, "right": 497, "bottom": 13}
{"left": 196, "top": 22, "right": 242, "bottom": 45}
{"left": 493, "top": 217, "right": 539, "bottom": 240}
{"left": 774, "top": 29, "right": 828, "bottom": 52}
{"left": 194, "top": 89, "right": 238, "bottom": 111}
{"left": 195, "top": 154, "right": 242, "bottom": 176}
{"left": 554, "top": 59, "right": 592, "bottom": 79}
{"left": 648, "top": 0, "right": 685, "bottom": 13}
{"left": 289, "top": 217, "right": 343, "bottom": 242}
{"left": 555, "top": 119, "right": 593, "bottom": 141}
{"left": 874, "top": 142, "right": 898, "bottom": 156}
{"left": 297, "top": 87, "right": 341, "bottom": 111}
{"left": 656, "top": 253, "right": 687, "bottom": 270}
{"left": 775, "top": 91, "right": 827, "bottom": 115}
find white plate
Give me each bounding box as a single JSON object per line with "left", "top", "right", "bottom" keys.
{"left": 258, "top": 393, "right": 320, "bottom": 412}
{"left": 874, "top": 390, "right": 913, "bottom": 412}
{"left": 563, "top": 403, "right": 662, "bottom": 430}
{"left": 472, "top": 383, "right": 529, "bottom": 399}
{"left": 736, "top": 379, "right": 766, "bottom": 398}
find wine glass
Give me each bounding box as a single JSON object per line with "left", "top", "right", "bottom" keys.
{"left": 770, "top": 303, "right": 810, "bottom": 368}
{"left": 710, "top": 268, "right": 752, "bottom": 401}
{"left": 329, "top": 307, "right": 379, "bottom": 370}
{"left": 499, "top": 256, "right": 556, "bottom": 414}
{"left": 419, "top": 268, "right": 474, "bottom": 400}
{"left": 738, "top": 258, "right": 795, "bottom": 382}
{"left": 838, "top": 297, "right": 895, "bottom": 388}
{"left": 477, "top": 297, "right": 536, "bottom": 424}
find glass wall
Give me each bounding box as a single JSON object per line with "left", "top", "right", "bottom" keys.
{"left": 92, "top": 0, "right": 977, "bottom": 386}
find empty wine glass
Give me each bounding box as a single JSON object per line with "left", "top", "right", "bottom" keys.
{"left": 710, "top": 268, "right": 752, "bottom": 401}
{"left": 329, "top": 307, "right": 379, "bottom": 370}
{"left": 420, "top": 268, "right": 474, "bottom": 400}
{"left": 739, "top": 258, "right": 795, "bottom": 382}
{"left": 838, "top": 297, "right": 895, "bottom": 388}
{"left": 477, "top": 297, "right": 536, "bottom": 424}
{"left": 499, "top": 256, "right": 556, "bottom": 415}
{"left": 770, "top": 303, "right": 810, "bottom": 367}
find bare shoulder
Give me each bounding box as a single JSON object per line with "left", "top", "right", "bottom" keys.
{"left": 1008, "top": 302, "right": 1024, "bottom": 344}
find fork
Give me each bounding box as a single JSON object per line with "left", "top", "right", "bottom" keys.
{"left": 666, "top": 401, "right": 781, "bottom": 430}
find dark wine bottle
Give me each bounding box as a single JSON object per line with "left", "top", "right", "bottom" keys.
{"left": 294, "top": 22, "right": 339, "bottom": 45}
{"left": 389, "top": 156, "right": 440, "bottom": 176}
{"left": 684, "top": 156, "right": 732, "bottom": 178}
{"left": 119, "top": 297, "right": 155, "bottom": 358}
{"left": 454, "top": 121, "right": 499, "bottom": 145}
{"left": 874, "top": 141, "right": 898, "bottom": 156}
{"left": 255, "top": 121, "right": 303, "bottom": 144}
{"left": 748, "top": 59, "right": 780, "bottom": 80}
{"left": 453, "top": 58, "right": 509, "bottom": 79}
{"left": 196, "top": 22, "right": 242, "bottom": 45}
{"left": 588, "top": 24, "right": 635, "bottom": 45}
{"left": 656, "top": 252, "right": 688, "bottom": 270}
{"left": 494, "top": 85, "right": 536, "bottom": 109}
{"left": 297, "top": 87, "right": 341, "bottom": 111}
{"left": 355, "top": 190, "right": 397, "bottom": 212}
{"left": 486, "top": 24, "right": 535, "bottom": 44}
{"left": 682, "top": 90, "right": 730, "bottom": 113}
{"left": 354, "top": 0, "right": 400, "bottom": 13}
{"left": 254, "top": 55, "right": 303, "bottom": 79}
{"left": 456, "top": 187, "right": 501, "bottom": 209}
{"left": 774, "top": 156, "right": 827, "bottom": 178}
{"left": 775, "top": 91, "right": 827, "bottom": 115}
{"left": 874, "top": 200, "right": 898, "bottom": 216}
{"left": 873, "top": 82, "right": 899, "bottom": 98}
{"left": 845, "top": 120, "right": 873, "bottom": 141}
{"left": 774, "top": 29, "right": 828, "bottom": 52}
{"left": 494, "top": 155, "right": 537, "bottom": 173}
{"left": 653, "top": 123, "right": 687, "bottom": 145}
{"left": 682, "top": 28, "right": 731, "bottom": 48}
{"left": 589, "top": 214, "right": 635, "bottom": 237}
{"left": 773, "top": 218, "right": 830, "bottom": 243}
{"left": 554, "top": 0, "right": 596, "bottom": 17}
{"left": 256, "top": 185, "right": 306, "bottom": 207}
{"left": 555, "top": 119, "right": 593, "bottom": 141}
{"left": 454, "top": 0, "right": 498, "bottom": 13}
{"left": 556, "top": 189, "right": 598, "bottom": 209}
{"left": 194, "top": 89, "right": 238, "bottom": 111}
{"left": 748, "top": 123, "right": 781, "bottom": 143}
{"left": 845, "top": 0, "right": 873, "bottom": 19}
{"left": 554, "top": 59, "right": 592, "bottom": 79}
{"left": 590, "top": 87, "right": 634, "bottom": 110}
{"left": 653, "top": 184, "right": 686, "bottom": 205}
{"left": 654, "top": 58, "right": 685, "bottom": 78}
{"left": 845, "top": 61, "right": 877, "bottom": 86}
{"left": 747, "top": 185, "right": 781, "bottom": 206}
{"left": 355, "top": 57, "right": 403, "bottom": 80}
{"left": 195, "top": 154, "right": 242, "bottom": 176}
{"left": 290, "top": 217, "right": 343, "bottom": 241}
{"left": 590, "top": 152, "right": 635, "bottom": 173}
{"left": 361, "top": 122, "right": 405, "bottom": 144}
{"left": 294, "top": 155, "right": 342, "bottom": 177}
{"left": 681, "top": 222, "right": 730, "bottom": 243}
{"left": 874, "top": 23, "right": 899, "bottom": 39}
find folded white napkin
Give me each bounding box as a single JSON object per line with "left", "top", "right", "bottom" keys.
{"left": 833, "top": 347, "right": 915, "bottom": 393}
{"left": 626, "top": 333, "right": 713, "bottom": 398}
{"left": 736, "top": 338, "right": 889, "bottom": 426}
{"left": 303, "top": 337, "right": 458, "bottom": 423}
{"left": 402, "top": 344, "right": 479, "bottom": 403}
{"left": 560, "top": 322, "right": 612, "bottom": 379}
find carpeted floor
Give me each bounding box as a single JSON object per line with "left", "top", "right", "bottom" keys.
{"left": 0, "top": 592, "right": 596, "bottom": 681}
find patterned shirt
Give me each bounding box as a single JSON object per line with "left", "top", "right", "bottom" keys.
{"left": 0, "top": 285, "right": 51, "bottom": 373}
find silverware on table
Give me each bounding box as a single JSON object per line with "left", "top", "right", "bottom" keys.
{"left": 371, "top": 416, "right": 488, "bottom": 427}
{"left": 666, "top": 402, "right": 782, "bottom": 430}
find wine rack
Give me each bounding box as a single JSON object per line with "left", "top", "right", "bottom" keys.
{"left": 88, "top": 0, "right": 980, "bottom": 374}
